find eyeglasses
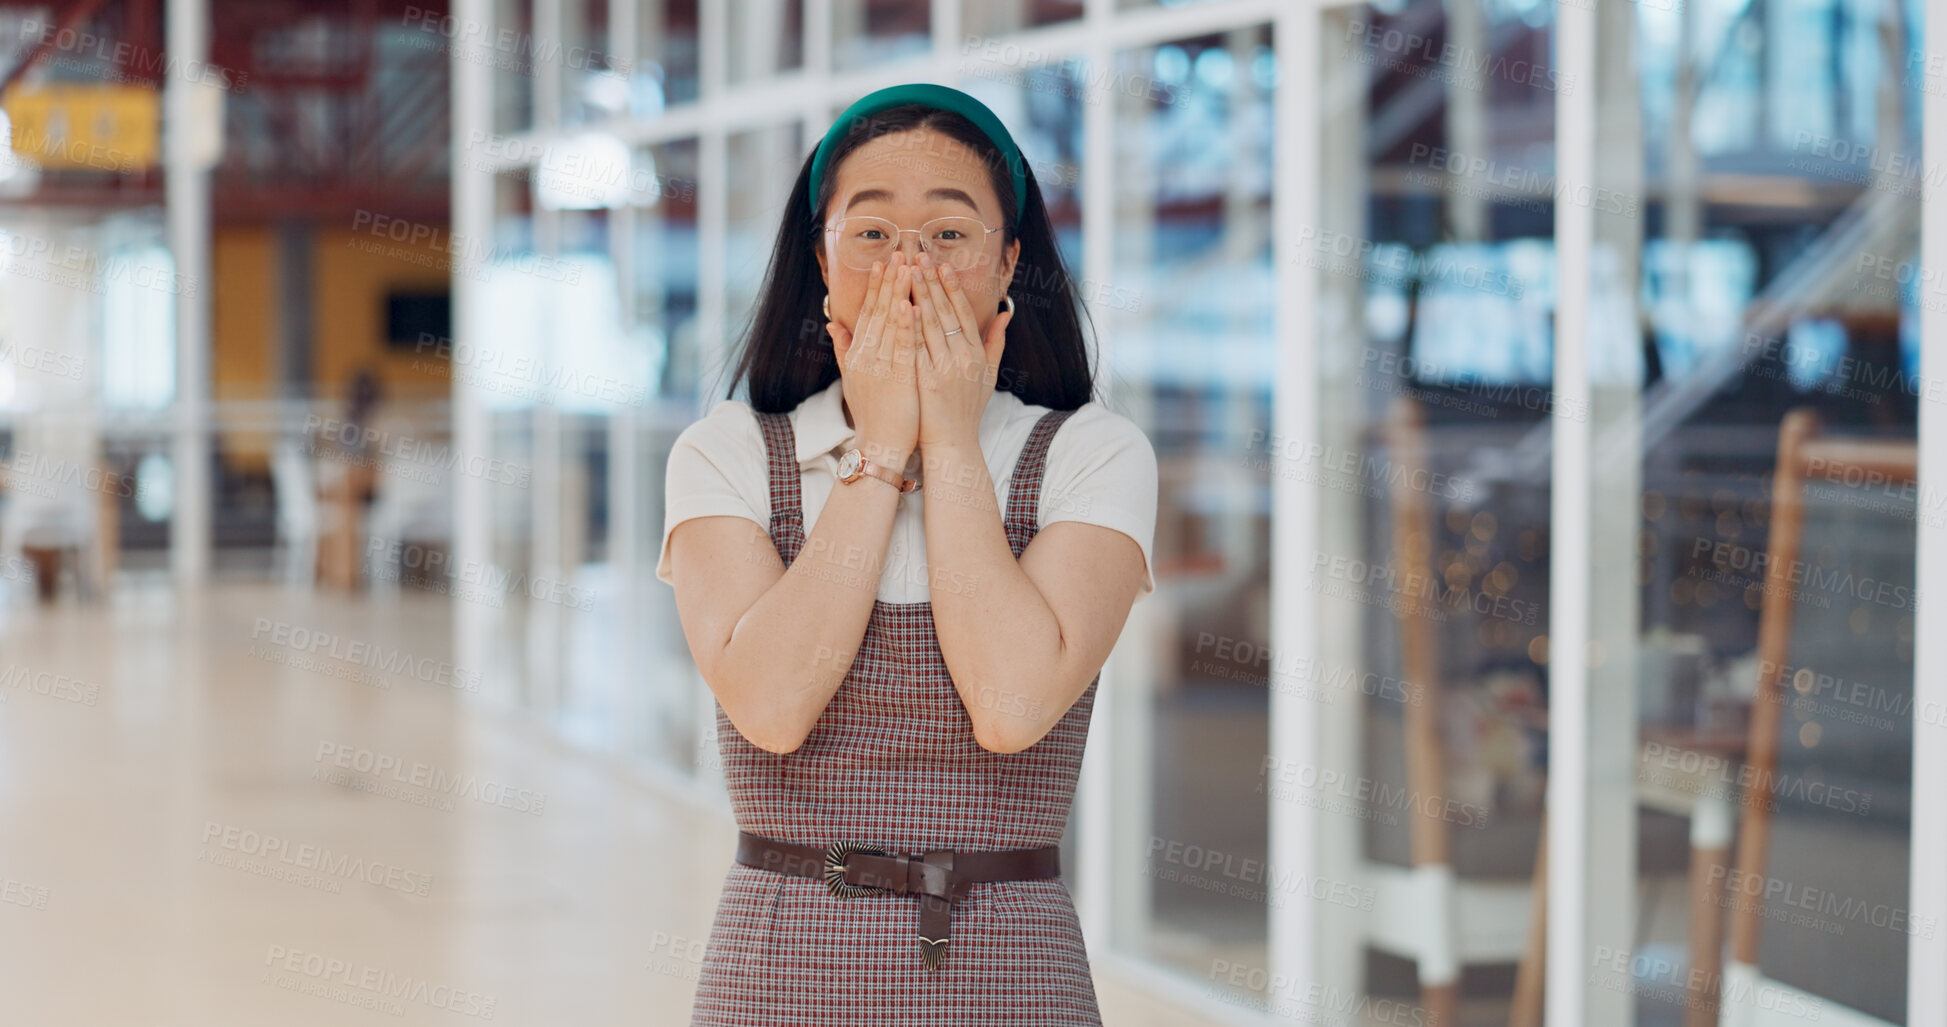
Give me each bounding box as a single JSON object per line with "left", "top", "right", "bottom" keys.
{"left": 824, "top": 215, "right": 1002, "bottom": 272}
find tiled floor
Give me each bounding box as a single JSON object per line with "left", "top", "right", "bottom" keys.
{"left": 0, "top": 579, "right": 1222, "bottom": 1026}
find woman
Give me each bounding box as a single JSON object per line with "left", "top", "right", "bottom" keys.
{"left": 657, "top": 83, "right": 1157, "bottom": 1025}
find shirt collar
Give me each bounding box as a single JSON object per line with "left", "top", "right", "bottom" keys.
{"left": 790, "top": 377, "right": 855, "bottom": 465}
{"left": 789, "top": 376, "right": 1025, "bottom": 466}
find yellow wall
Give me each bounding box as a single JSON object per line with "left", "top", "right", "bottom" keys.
{"left": 212, "top": 228, "right": 277, "bottom": 471}
{"left": 312, "top": 225, "right": 452, "bottom": 399}
{"left": 212, "top": 224, "right": 453, "bottom": 472}
{"left": 213, "top": 227, "right": 276, "bottom": 402}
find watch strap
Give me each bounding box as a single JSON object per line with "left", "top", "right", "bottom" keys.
{"left": 843, "top": 449, "right": 919, "bottom": 492}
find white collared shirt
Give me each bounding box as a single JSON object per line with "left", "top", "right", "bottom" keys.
{"left": 656, "top": 377, "right": 1157, "bottom": 605}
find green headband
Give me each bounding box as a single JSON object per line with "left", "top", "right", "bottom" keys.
{"left": 809, "top": 83, "right": 1027, "bottom": 229}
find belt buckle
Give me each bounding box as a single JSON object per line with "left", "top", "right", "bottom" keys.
{"left": 823, "top": 841, "right": 893, "bottom": 899}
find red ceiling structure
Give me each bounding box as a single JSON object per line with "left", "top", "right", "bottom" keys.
{"left": 2, "top": 0, "right": 451, "bottom": 223}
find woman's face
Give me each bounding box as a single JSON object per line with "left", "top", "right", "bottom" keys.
{"left": 815, "top": 126, "right": 1021, "bottom": 338}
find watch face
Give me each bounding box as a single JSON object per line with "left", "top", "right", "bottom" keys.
{"left": 836, "top": 450, "right": 861, "bottom": 479}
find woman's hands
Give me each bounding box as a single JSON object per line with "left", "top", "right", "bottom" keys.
{"left": 913, "top": 252, "right": 1012, "bottom": 451}
{"left": 826, "top": 249, "right": 1012, "bottom": 462}
{"left": 825, "top": 251, "right": 920, "bottom": 463}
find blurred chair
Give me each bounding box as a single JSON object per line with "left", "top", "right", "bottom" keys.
{"left": 1379, "top": 397, "right": 1660, "bottom": 1027}
{"left": 269, "top": 438, "right": 322, "bottom": 588}
{"left": 1715, "top": 408, "right": 1915, "bottom": 1024}
{"left": 313, "top": 455, "right": 374, "bottom": 590}
{"left": 1383, "top": 396, "right": 1462, "bottom": 1024}
{"left": 362, "top": 424, "right": 453, "bottom": 593}
{"left": 1509, "top": 408, "right": 1916, "bottom": 1027}
{"left": 1, "top": 478, "right": 104, "bottom": 603}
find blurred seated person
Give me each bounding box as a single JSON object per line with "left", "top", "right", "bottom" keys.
{"left": 312, "top": 368, "right": 386, "bottom": 506}
{"left": 310, "top": 368, "right": 393, "bottom": 588}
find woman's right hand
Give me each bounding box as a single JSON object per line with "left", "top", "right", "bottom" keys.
{"left": 825, "top": 251, "right": 920, "bottom": 463}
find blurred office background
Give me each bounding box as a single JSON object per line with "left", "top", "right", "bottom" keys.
{"left": 0, "top": 0, "right": 1942, "bottom": 1024}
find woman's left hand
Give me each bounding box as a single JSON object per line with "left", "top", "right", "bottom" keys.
{"left": 913, "top": 252, "right": 1011, "bottom": 451}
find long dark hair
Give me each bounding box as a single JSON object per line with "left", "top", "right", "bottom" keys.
{"left": 720, "top": 104, "right": 1096, "bottom": 414}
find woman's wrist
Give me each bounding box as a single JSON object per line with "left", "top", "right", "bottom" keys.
{"left": 853, "top": 436, "right": 915, "bottom": 473}
{"left": 917, "top": 430, "right": 978, "bottom": 465}
{"left": 916, "top": 436, "right": 985, "bottom": 499}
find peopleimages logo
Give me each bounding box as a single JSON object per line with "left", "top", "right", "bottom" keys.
{"left": 0, "top": 663, "right": 101, "bottom": 706}
{"left": 1246, "top": 430, "right": 1477, "bottom": 502}
{"left": 1591, "top": 946, "right": 1822, "bottom": 1021}
{"left": 2, "top": 877, "right": 50, "bottom": 910}
{"left": 1343, "top": 19, "right": 1571, "bottom": 93}
{"left": 347, "top": 210, "right": 581, "bottom": 285}
{"left": 1191, "top": 632, "right": 1421, "bottom": 706}
{"left": 1146, "top": 836, "right": 1378, "bottom": 911}
{"left": 1689, "top": 539, "right": 1916, "bottom": 612}
{"left": 15, "top": 18, "right": 246, "bottom": 90}
{"left": 200, "top": 822, "right": 434, "bottom": 896}
{"left": 410, "top": 333, "right": 648, "bottom": 408}
{"left": 1407, "top": 143, "right": 1639, "bottom": 216}
{"left": 401, "top": 5, "right": 630, "bottom": 76}
{"left": 2, "top": 232, "right": 198, "bottom": 296}
{"left": 464, "top": 131, "right": 688, "bottom": 200}
{"left": 1707, "top": 866, "right": 1937, "bottom": 940}
{"left": 1293, "top": 225, "right": 1526, "bottom": 299}
{"left": 1311, "top": 551, "right": 1542, "bottom": 627}
{"left": 1259, "top": 755, "right": 1491, "bottom": 829}
{"left": 314, "top": 742, "right": 546, "bottom": 815}
{"left": 1641, "top": 741, "right": 1873, "bottom": 815}
{"left": 1207, "top": 961, "right": 1432, "bottom": 1027}
{"left": 250, "top": 618, "right": 483, "bottom": 693}
{"left": 264, "top": 944, "right": 498, "bottom": 1019}
{"left": 0, "top": 343, "right": 85, "bottom": 381}
{"left": 364, "top": 539, "right": 597, "bottom": 612}
{"left": 303, "top": 415, "right": 533, "bottom": 487}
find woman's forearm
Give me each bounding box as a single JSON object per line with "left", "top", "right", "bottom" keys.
{"left": 713, "top": 440, "right": 910, "bottom": 753}
{"left": 919, "top": 436, "right": 1073, "bottom": 753}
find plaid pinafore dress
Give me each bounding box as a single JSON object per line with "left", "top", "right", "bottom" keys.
{"left": 689, "top": 404, "right": 1102, "bottom": 1026}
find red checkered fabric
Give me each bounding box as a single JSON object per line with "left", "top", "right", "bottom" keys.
{"left": 690, "top": 406, "right": 1103, "bottom": 1026}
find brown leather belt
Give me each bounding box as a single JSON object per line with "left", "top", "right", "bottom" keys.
{"left": 734, "top": 830, "right": 1061, "bottom": 972}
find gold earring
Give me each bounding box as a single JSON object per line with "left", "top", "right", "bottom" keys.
{"left": 823, "top": 294, "right": 832, "bottom": 319}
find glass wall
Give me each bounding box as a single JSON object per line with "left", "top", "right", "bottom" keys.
{"left": 833, "top": 0, "right": 929, "bottom": 69}
{"left": 635, "top": 0, "right": 698, "bottom": 109}
{"left": 452, "top": 0, "right": 1946, "bottom": 1023}
{"left": 1613, "top": 0, "right": 1923, "bottom": 1021}
{"left": 559, "top": 0, "right": 625, "bottom": 129}
{"left": 1108, "top": 23, "right": 1278, "bottom": 1003}
{"left": 1307, "top": 3, "right": 1560, "bottom": 1021}
{"left": 727, "top": 0, "right": 804, "bottom": 84}
{"left": 634, "top": 138, "right": 701, "bottom": 399}
{"left": 493, "top": 0, "right": 536, "bottom": 133}
{"left": 724, "top": 122, "right": 804, "bottom": 353}
{"left": 962, "top": 0, "right": 1082, "bottom": 39}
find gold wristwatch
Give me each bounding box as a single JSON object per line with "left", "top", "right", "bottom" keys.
{"left": 835, "top": 447, "right": 919, "bottom": 493}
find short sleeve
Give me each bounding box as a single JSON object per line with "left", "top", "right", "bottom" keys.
{"left": 655, "top": 401, "right": 771, "bottom": 587}
{"left": 1037, "top": 406, "right": 1159, "bottom": 600}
